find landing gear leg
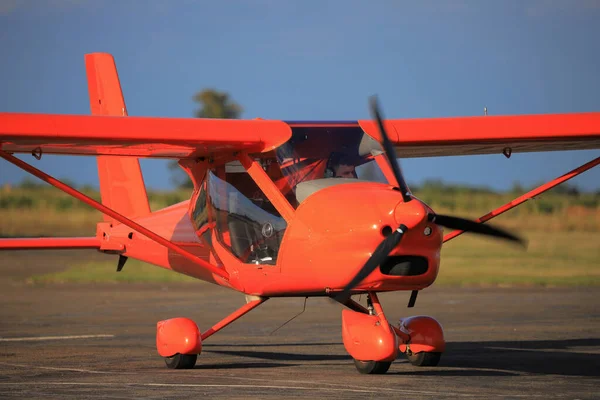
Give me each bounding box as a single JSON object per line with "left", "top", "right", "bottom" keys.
{"left": 157, "top": 297, "right": 268, "bottom": 369}
{"left": 200, "top": 297, "right": 268, "bottom": 341}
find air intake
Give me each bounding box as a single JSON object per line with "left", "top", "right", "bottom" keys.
{"left": 379, "top": 256, "right": 428, "bottom": 276}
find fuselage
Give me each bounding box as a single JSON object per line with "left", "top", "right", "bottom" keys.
{"left": 109, "top": 124, "right": 445, "bottom": 296}
{"left": 113, "top": 180, "right": 442, "bottom": 297}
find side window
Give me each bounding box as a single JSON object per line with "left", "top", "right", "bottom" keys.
{"left": 190, "top": 173, "right": 213, "bottom": 246}
{"left": 191, "top": 179, "right": 208, "bottom": 231}
{"left": 206, "top": 168, "right": 286, "bottom": 265}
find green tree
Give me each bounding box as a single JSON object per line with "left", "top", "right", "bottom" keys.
{"left": 169, "top": 89, "right": 243, "bottom": 188}
{"left": 192, "top": 89, "right": 243, "bottom": 119}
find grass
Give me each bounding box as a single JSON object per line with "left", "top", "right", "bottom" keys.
{"left": 29, "top": 259, "right": 198, "bottom": 284}
{"left": 0, "top": 185, "right": 191, "bottom": 237}
{"left": 437, "top": 231, "right": 600, "bottom": 286}
{"left": 0, "top": 208, "right": 101, "bottom": 237}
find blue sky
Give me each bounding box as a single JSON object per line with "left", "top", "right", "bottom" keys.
{"left": 1, "top": 0, "right": 599, "bottom": 191}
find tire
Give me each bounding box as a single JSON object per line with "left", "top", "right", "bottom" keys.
{"left": 353, "top": 359, "right": 392, "bottom": 374}
{"left": 164, "top": 353, "right": 197, "bottom": 369}
{"left": 406, "top": 352, "right": 441, "bottom": 367}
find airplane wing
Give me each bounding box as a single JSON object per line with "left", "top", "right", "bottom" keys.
{"left": 357, "top": 113, "right": 600, "bottom": 157}
{"left": 2, "top": 113, "right": 599, "bottom": 160}
{"left": 0, "top": 113, "right": 291, "bottom": 159}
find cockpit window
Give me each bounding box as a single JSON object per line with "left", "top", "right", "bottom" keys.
{"left": 274, "top": 128, "right": 387, "bottom": 205}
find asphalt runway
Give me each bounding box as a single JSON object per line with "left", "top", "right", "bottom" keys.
{"left": 0, "top": 251, "right": 599, "bottom": 399}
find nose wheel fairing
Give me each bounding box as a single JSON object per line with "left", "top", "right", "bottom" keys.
{"left": 340, "top": 292, "right": 445, "bottom": 374}
{"left": 398, "top": 315, "right": 446, "bottom": 355}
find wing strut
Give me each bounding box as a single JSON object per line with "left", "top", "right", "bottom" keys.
{"left": 444, "top": 156, "right": 600, "bottom": 243}
{"left": 0, "top": 150, "right": 229, "bottom": 281}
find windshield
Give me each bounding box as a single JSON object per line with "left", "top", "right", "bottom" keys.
{"left": 205, "top": 170, "right": 286, "bottom": 265}
{"left": 274, "top": 127, "right": 388, "bottom": 205}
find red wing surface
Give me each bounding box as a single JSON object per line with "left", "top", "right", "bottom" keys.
{"left": 0, "top": 113, "right": 291, "bottom": 159}
{"left": 358, "top": 113, "right": 600, "bottom": 157}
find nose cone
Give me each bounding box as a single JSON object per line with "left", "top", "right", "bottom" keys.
{"left": 394, "top": 199, "right": 427, "bottom": 229}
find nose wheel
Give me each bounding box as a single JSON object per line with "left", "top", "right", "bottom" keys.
{"left": 406, "top": 351, "right": 441, "bottom": 367}
{"left": 339, "top": 293, "right": 446, "bottom": 374}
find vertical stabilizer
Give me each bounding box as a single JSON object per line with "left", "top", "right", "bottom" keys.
{"left": 85, "top": 53, "right": 151, "bottom": 221}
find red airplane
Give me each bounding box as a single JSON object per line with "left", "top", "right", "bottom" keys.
{"left": 1, "top": 53, "right": 599, "bottom": 374}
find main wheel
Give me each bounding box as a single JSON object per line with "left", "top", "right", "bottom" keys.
{"left": 353, "top": 359, "right": 392, "bottom": 374}
{"left": 164, "top": 353, "right": 197, "bottom": 369}
{"left": 406, "top": 352, "right": 441, "bottom": 367}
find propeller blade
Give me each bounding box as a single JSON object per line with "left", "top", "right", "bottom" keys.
{"left": 369, "top": 96, "right": 412, "bottom": 202}
{"left": 338, "top": 224, "right": 408, "bottom": 298}
{"left": 429, "top": 213, "right": 526, "bottom": 246}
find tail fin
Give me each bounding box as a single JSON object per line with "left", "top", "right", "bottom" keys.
{"left": 85, "top": 53, "right": 151, "bottom": 222}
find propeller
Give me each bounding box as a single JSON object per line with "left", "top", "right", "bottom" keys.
{"left": 371, "top": 97, "right": 412, "bottom": 203}
{"left": 337, "top": 97, "right": 526, "bottom": 297}
{"left": 428, "top": 213, "right": 525, "bottom": 246}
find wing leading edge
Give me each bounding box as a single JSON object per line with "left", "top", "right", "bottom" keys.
{"left": 0, "top": 113, "right": 292, "bottom": 159}
{"left": 358, "top": 113, "right": 600, "bottom": 158}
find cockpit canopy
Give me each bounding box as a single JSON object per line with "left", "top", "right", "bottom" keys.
{"left": 191, "top": 126, "right": 389, "bottom": 265}
{"left": 274, "top": 126, "right": 387, "bottom": 205}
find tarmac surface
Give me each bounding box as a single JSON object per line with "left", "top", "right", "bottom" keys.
{"left": 0, "top": 250, "right": 599, "bottom": 399}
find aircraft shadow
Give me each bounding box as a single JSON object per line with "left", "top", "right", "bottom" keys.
{"left": 389, "top": 367, "right": 517, "bottom": 377}
{"left": 194, "top": 361, "right": 298, "bottom": 370}
{"left": 204, "top": 338, "right": 600, "bottom": 377}
{"left": 205, "top": 349, "right": 350, "bottom": 362}
{"left": 205, "top": 349, "right": 515, "bottom": 376}
{"left": 204, "top": 342, "right": 343, "bottom": 348}
{"left": 438, "top": 338, "right": 600, "bottom": 377}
